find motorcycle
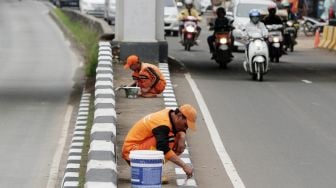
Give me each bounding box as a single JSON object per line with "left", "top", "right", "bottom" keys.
{"left": 240, "top": 31, "right": 269, "bottom": 81}
{"left": 301, "top": 16, "right": 326, "bottom": 37}
{"left": 181, "top": 16, "right": 199, "bottom": 51}
{"left": 266, "top": 24, "right": 283, "bottom": 63}
{"left": 283, "top": 20, "right": 298, "bottom": 52}
{"left": 213, "top": 31, "right": 233, "bottom": 68}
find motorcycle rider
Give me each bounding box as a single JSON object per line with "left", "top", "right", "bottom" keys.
{"left": 207, "top": 7, "right": 234, "bottom": 59}
{"left": 282, "top": 2, "right": 298, "bottom": 45}
{"left": 178, "top": 0, "right": 202, "bottom": 44}
{"left": 262, "top": 4, "right": 287, "bottom": 55}
{"left": 263, "top": 4, "right": 283, "bottom": 25}
{"left": 242, "top": 9, "right": 268, "bottom": 69}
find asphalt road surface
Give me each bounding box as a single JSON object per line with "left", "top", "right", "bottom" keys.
{"left": 167, "top": 19, "right": 336, "bottom": 188}
{"left": 0, "top": 1, "right": 80, "bottom": 187}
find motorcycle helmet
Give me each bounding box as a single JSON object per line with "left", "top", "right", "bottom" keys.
{"left": 249, "top": 9, "right": 261, "bottom": 24}
{"left": 268, "top": 4, "right": 277, "bottom": 16}
{"left": 184, "top": 0, "right": 193, "bottom": 6}
{"left": 216, "top": 7, "right": 226, "bottom": 17}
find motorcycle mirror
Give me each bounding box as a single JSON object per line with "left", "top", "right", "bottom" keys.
{"left": 176, "top": 2, "right": 183, "bottom": 8}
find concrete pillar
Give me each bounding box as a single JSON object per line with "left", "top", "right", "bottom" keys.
{"left": 113, "top": 0, "right": 168, "bottom": 63}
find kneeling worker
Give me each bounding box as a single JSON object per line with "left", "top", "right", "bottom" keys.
{"left": 122, "top": 104, "right": 197, "bottom": 178}
{"left": 124, "top": 55, "right": 166, "bottom": 98}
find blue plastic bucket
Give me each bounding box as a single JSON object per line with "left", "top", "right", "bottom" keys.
{"left": 129, "top": 150, "right": 164, "bottom": 188}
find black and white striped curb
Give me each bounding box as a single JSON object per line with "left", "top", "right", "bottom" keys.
{"left": 61, "top": 92, "right": 91, "bottom": 188}
{"left": 85, "top": 41, "right": 117, "bottom": 188}
{"left": 159, "top": 63, "right": 198, "bottom": 187}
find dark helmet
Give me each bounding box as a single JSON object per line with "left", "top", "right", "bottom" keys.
{"left": 216, "top": 7, "right": 226, "bottom": 17}
{"left": 268, "top": 4, "right": 277, "bottom": 16}
{"left": 249, "top": 9, "right": 261, "bottom": 24}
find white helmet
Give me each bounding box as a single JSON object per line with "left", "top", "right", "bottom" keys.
{"left": 184, "top": 0, "right": 193, "bottom": 5}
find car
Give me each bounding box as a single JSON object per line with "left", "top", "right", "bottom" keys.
{"left": 53, "top": 0, "right": 79, "bottom": 7}
{"left": 104, "top": 0, "right": 116, "bottom": 25}
{"left": 229, "top": 0, "right": 276, "bottom": 51}
{"left": 193, "top": 0, "right": 212, "bottom": 15}
{"left": 79, "top": 0, "right": 105, "bottom": 18}
{"left": 164, "top": 0, "right": 179, "bottom": 36}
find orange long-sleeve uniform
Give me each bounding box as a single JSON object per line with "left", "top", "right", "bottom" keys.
{"left": 122, "top": 109, "right": 178, "bottom": 161}
{"left": 132, "top": 63, "right": 166, "bottom": 94}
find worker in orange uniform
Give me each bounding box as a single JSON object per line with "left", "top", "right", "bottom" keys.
{"left": 124, "top": 55, "right": 166, "bottom": 98}
{"left": 122, "top": 104, "right": 197, "bottom": 178}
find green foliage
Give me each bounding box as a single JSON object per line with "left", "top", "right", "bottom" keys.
{"left": 53, "top": 8, "right": 99, "bottom": 77}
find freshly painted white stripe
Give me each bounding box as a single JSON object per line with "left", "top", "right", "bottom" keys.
{"left": 64, "top": 172, "right": 79, "bottom": 178}
{"left": 94, "top": 108, "right": 116, "bottom": 118}
{"left": 69, "top": 148, "right": 82, "bottom": 154}
{"left": 165, "top": 102, "right": 178, "bottom": 106}
{"left": 185, "top": 73, "right": 246, "bottom": 188}
{"left": 77, "top": 116, "right": 87, "bottom": 120}
{"left": 164, "top": 98, "right": 176, "bottom": 102}
{"left": 95, "top": 88, "right": 114, "bottom": 95}
{"left": 72, "top": 137, "right": 84, "bottom": 141}
{"left": 176, "top": 178, "right": 197, "bottom": 186}
{"left": 175, "top": 168, "right": 185, "bottom": 174}
{"left": 90, "top": 140, "right": 115, "bottom": 152}
{"left": 164, "top": 90, "right": 174, "bottom": 93}
{"left": 181, "top": 158, "right": 191, "bottom": 164}
{"left": 92, "top": 123, "right": 116, "bottom": 136}
{"left": 302, "top": 79, "right": 312, "bottom": 84}
{"left": 99, "top": 46, "right": 112, "bottom": 51}
{"left": 47, "top": 105, "right": 74, "bottom": 188}
{"left": 85, "top": 182, "right": 117, "bottom": 188}
{"left": 75, "top": 126, "right": 86, "bottom": 130}
{"left": 80, "top": 103, "right": 89, "bottom": 107}
{"left": 163, "top": 93, "right": 175, "bottom": 97}
{"left": 74, "top": 131, "right": 85, "bottom": 135}
{"left": 87, "top": 159, "right": 117, "bottom": 170}
{"left": 95, "top": 80, "right": 113, "bottom": 87}
{"left": 182, "top": 149, "right": 189, "bottom": 155}
{"left": 66, "top": 163, "right": 80, "bottom": 169}
{"left": 98, "top": 51, "right": 112, "bottom": 56}
{"left": 81, "top": 99, "right": 90, "bottom": 103}
{"left": 96, "top": 67, "right": 112, "bottom": 72}
{"left": 98, "top": 56, "right": 112, "bottom": 61}
{"left": 79, "top": 107, "right": 89, "bottom": 112}
{"left": 165, "top": 106, "right": 176, "bottom": 110}
{"left": 78, "top": 111, "right": 89, "bottom": 116}
{"left": 64, "top": 181, "right": 79, "bottom": 187}
{"left": 96, "top": 73, "right": 113, "bottom": 80}
{"left": 95, "top": 98, "right": 115, "bottom": 106}
{"left": 83, "top": 93, "right": 91, "bottom": 97}
{"left": 91, "top": 123, "right": 116, "bottom": 135}
{"left": 68, "top": 155, "right": 81, "bottom": 161}
{"left": 70, "top": 142, "right": 84, "bottom": 147}
{"left": 76, "top": 120, "right": 87, "bottom": 124}
{"left": 99, "top": 41, "right": 111, "bottom": 46}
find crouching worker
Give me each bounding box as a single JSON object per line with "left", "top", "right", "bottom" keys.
{"left": 124, "top": 55, "right": 166, "bottom": 98}
{"left": 122, "top": 104, "right": 197, "bottom": 179}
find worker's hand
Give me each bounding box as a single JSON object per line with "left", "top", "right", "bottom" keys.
{"left": 173, "top": 132, "right": 186, "bottom": 155}
{"left": 182, "top": 164, "right": 193, "bottom": 178}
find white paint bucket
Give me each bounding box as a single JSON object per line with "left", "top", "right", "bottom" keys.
{"left": 129, "top": 150, "right": 164, "bottom": 187}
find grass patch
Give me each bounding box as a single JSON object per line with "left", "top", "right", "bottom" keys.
{"left": 53, "top": 8, "right": 99, "bottom": 77}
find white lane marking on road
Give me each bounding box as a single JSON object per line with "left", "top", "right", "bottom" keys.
{"left": 185, "top": 73, "right": 246, "bottom": 188}
{"left": 302, "top": 80, "right": 312, "bottom": 84}
{"left": 47, "top": 105, "right": 74, "bottom": 188}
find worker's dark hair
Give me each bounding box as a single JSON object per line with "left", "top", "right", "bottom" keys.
{"left": 174, "top": 108, "right": 181, "bottom": 114}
